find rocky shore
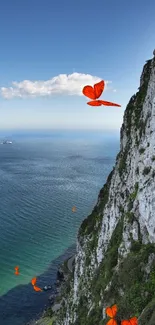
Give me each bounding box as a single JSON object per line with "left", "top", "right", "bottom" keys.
{"left": 26, "top": 255, "right": 75, "bottom": 325}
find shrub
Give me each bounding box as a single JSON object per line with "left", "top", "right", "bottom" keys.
{"left": 125, "top": 212, "right": 135, "bottom": 224}
{"left": 139, "top": 147, "right": 145, "bottom": 154}
{"left": 118, "top": 145, "right": 129, "bottom": 177}
{"left": 119, "top": 205, "right": 124, "bottom": 214}
{"left": 143, "top": 166, "right": 151, "bottom": 175}
{"left": 130, "top": 240, "right": 142, "bottom": 252}
{"left": 130, "top": 183, "right": 139, "bottom": 200}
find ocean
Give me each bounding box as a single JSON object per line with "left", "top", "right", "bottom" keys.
{"left": 0, "top": 130, "right": 120, "bottom": 325}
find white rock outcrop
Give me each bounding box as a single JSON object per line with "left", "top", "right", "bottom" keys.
{"left": 56, "top": 54, "right": 155, "bottom": 325}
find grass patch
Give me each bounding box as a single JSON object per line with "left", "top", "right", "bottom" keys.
{"left": 125, "top": 212, "right": 135, "bottom": 224}
{"left": 124, "top": 97, "right": 135, "bottom": 137}
{"left": 119, "top": 205, "right": 124, "bottom": 214}
{"left": 118, "top": 145, "right": 129, "bottom": 177}
{"left": 134, "top": 60, "right": 152, "bottom": 129}
{"left": 103, "top": 243, "right": 155, "bottom": 321}
{"left": 127, "top": 183, "right": 139, "bottom": 212}
{"left": 139, "top": 298, "right": 155, "bottom": 325}
{"left": 79, "top": 169, "right": 114, "bottom": 237}
{"left": 129, "top": 182, "right": 139, "bottom": 200}
{"left": 91, "top": 217, "right": 124, "bottom": 299}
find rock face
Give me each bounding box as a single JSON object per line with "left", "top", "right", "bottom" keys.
{"left": 56, "top": 54, "right": 155, "bottom": 325}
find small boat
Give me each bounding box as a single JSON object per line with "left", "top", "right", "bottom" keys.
{"left": 43, "top": 285, "right": 52, "bottom": 291}
{"left": 2, "top": 140, "right": 13, "bottom": 144}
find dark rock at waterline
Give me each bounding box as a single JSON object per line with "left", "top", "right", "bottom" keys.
{"left": 55, "top": 279, "right": 62, "bottom": 287}
{"left": 48, "top": 294, "right": 55, "bottom": 305}
{"left": 57, "top": 269, "right": 64, "bottom": 281}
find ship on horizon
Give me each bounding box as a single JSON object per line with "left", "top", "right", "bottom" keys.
{"left": 0, "top": 140, "right": 13, "bottom": 144}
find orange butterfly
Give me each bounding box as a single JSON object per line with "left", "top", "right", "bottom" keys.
{"left": 82, "top": 80, "right": 121, "bottom": 107}
{"left": 72, "top": 206, "right": 76, "bottom": 212}
{"left": 14, "top": 266, "right": 20, "bottom": 275}
{"left": 31, "top": 277, "right": 42, "bottom": 292}
{"left": 87, "top": 100, "right": 121, "bottom": 107}
{"left": 105, "top": 304, "right": 118, "bottom": 325}
{"left": 121, "top": 317, "right": 138, "bottom": 325}
{"left": 33, "top": 285, "right": 43, "bottom": 292}
{"left": 106, "top": 320, "right": 117, "bottom": 325}
{"left": 83, "top": 80, "right": 105, "bottom": 100}
{"left": 31, "top": 277, "right": 37, "bottom": 286}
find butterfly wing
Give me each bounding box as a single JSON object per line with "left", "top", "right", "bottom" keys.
{"left": 31, "top": 277, "right": 37, "bottom": 286}
{"left": 105, "top": 305, "right": 118, "bottom": 318}
{"left": 33, "top": 285, "right": 42, "bottom": 292}
{"left": 129, "top": 317, "right": 138, "bottom": 325}
{"left": 82, "top": 85, "right": 96, "bottom": 99}
{"left": 99, "top": 100, "right": 121, "bottom": 107}
{"left": 94, "top": 80, "right": 105, "bottom": 99}
{"left": 106, "top": 304, "right": 118, "bottom": 318}
{"left": 14, "top": 266, "right": 19, "bottom": 275}
{"left": 121, "top": 321, "right": 130, "bottom": 325}
{"left": 106, "top": 319, "right": 118, "bottom": 325}
{"left": 87, "top": 100, "right": 102, "bottom": 106}
{"left": 111, "top": 304, "right": 118, "bottom": 317}
{"left": 121, "top": 317, "right": 138, "bottom": 325}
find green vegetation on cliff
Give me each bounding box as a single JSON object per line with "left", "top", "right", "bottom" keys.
{"left": 33, "top": 56, "right": 155, "bottom": 325}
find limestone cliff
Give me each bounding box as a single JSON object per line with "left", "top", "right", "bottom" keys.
{"left": 56, "top": 53, "right": 155, "bottom": 325}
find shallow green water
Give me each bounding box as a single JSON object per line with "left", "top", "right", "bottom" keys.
{"left": 0, "top": 130, "right": 119, "bottom": 324}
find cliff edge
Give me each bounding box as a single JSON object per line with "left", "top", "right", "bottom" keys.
{"left": 55, "top": 53, "right": 155, "bottom": 325}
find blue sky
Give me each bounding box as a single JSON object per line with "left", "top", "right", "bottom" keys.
{"left": 0, "top": 0, "right": 155, "bottom": 131}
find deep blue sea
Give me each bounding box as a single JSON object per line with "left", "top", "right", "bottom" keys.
{"left": 0, "top": 130, "right": 120, "bottom": 325}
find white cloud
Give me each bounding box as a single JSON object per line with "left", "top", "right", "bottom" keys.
{"left": 0, "top": 73, "right": 112, "bottom": 99}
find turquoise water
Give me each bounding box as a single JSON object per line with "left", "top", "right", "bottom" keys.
{"left": 0, "top": 130, "right": 120, "bottom": 324}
